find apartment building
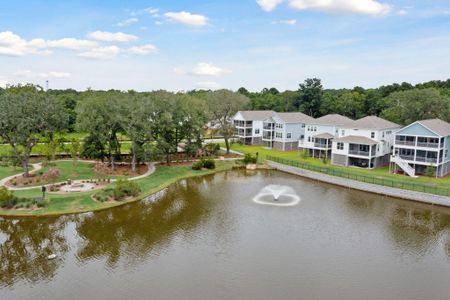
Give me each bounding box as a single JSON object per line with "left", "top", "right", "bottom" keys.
{"left": 391, "top": 119, "right": 450, "bottom": 177}
{"left": 262, "top": 112, "right": 314, "bottom": 151}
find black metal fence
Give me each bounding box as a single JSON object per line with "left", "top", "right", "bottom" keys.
{"left": 266, "top": 155, "right": 450, "bottom": 197}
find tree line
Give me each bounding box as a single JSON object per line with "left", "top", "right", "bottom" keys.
{"left": 0, "top": 78, "right": 449, "bottom": 177}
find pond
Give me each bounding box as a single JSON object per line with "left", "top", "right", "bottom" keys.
{"left": 1, "top": 170, "right": 450, "bottom": 300}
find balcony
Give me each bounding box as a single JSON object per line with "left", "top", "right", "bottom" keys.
{"left": 349, "top": 150, "right": 370, "bottom": 157}
{"left": 262, "top": 133, "right": 274, "bottom": 141}
{"left": 263, "top": 124, "right": 274, "bottom": 130}
{"left": 415, "top": 156, "right": 438, "bottom": 163}
{"left": 395, "top": 140, "right": 416, "bottom": 146}
{"left": 314, "top": 143, "right": 331, "bottom": 149}
{"left": 416, "top": 142, "right": 439, "bottom": 148}
{"left": 236, "top": 129, "right": 252, "bottom": 137}
{"left": 234, "top": 121, "right": 253, "bottom": 128}
{"left": 399, "top": 155, "right": 415, "bottom": 161}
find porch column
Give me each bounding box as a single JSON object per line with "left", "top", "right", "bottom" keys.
{"left": 369, "top": 145, "right": 372, "bottom": 169}
{"left": 436, "top": 138, "right": 441, "bottom": 178}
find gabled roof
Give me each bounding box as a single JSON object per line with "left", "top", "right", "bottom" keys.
{"left": 313, "top": 133, "right": 335, "bottom": 139}
{"left": 274, "top": 112, "right": 315, "bottom": 124}
{"left": 416, "top": 119, "right": 450, "bottom": 136}
{"left": 237, "top": 110, "right": 275, "bottom": 121}
{"left": 335, "top": 135, "right": 378, "bottom": 145}
{"left": 352, "top": 116, "right": 401, "bottom": 130}
{"left": 312, "top": 114, "right": 355, "bottom": 127}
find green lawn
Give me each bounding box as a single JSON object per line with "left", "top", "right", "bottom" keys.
{"left": 226, "top": 144, "right": 450, "bottom": 189}
{"left": 4, "top": 161, "right": 130, "bottom": 188}
{"left": 2, "top": 161, "right": 235, "bottom": 216}
{"left": 0, "top": 165, "right": 24, "bottom": 179}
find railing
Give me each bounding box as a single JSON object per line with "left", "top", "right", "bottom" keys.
{"left": 348, "top": 150, "right": 370, "bottom": 157}
{"left": 266, "top": 155, "right": 450, "bottom": 197}
{"left": 415, "top": 156, "right": 438, "bottom": 163}
{"left": 417, "top": 142, "right": 439, "bottom": 148}
{"left": 262, "top": 134, "right": 274, "bottom": 140}
{"left": 395, "top": 140, "right": 416, "bottom": 146}
{"left": 314, "top": 143, "right": 330, "bottom": 149}
{"left": 263, "top": 125, "right": 274, "bottom": 130}
{"left": 399, "top": 155, "right": 415, "bottom": 161}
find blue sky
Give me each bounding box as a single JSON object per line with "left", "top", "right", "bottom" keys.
{"left": 0, "top": 0, "right": 449, "bottom": 91}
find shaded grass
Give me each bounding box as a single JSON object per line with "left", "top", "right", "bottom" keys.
{"left": 1, "top": 161, "right": 235, "bottom": 216}
{"left": 0, "top": 165, "right": 24, "bottom": 179}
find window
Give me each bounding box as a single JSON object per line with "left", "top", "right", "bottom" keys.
{"left": 308, "top": 137, "right": 311, "bottom": 142}
{"left": 255, "top": 129, "right": 260, "bottom": 134}
{"left": 382, "top": 132, "right": 385, "bottom": 138}
{"left": 371, "top": 132, "right": 375, "bottom": 138}
{"left": 287, "top": 133, "right": 292, "bottom": 139}
{"left": 337, "top": 142, "right": 344, "bottom": 150}
{"left": 275, "top": 132, "right": 283, "bottom": 138}
{"left": 314, "top": 127, "right": 317, "bottom": 132}
{"left": 341, "top": 130, "right": 345, "bottom": 136}
{"left": 301, "top": 124, "right": 305, "bottom": 128}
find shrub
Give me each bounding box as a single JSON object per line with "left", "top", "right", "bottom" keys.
{"left": 299, "top": 149, "right": 310, "bottom": 159}
{"left": 42, "top": 168, "right": 61, "bottom": 180}
{"left": 203, "top": 143, "right": 220, "bottom": 156}
{"left": 192, "top": 161, "right": 203, "bottom": 170}
{"left": 242, "top": 153, "right": 257, "bottom": 165}
{"left": 0, "top": 187, "right": 45, "bottom": 209}
{"left": 113, "top": 179, "right": 141, "bottom": 200}
{"left": 425, "top": 165, "right": 436, "bottom": 177}
{"left": 93, "top": 188, "right": 114, "bottom": 202}
{"left": 202, "top": 159, "right": 216, "bottom": 169}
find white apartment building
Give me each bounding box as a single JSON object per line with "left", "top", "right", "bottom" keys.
{"left": 232, "top": 111, "right": 275, "bottom": 145}
{"left": 262, "top": 112, "right": 314, "bottom": 151}
{"left": 332, "top": 116, "right": 401, "bottom": 168}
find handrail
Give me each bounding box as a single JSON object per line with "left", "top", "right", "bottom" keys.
{"left": 266, "top": 155, "right": 450, "bottom": 197}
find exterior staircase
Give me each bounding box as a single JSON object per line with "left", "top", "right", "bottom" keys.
{"left": 391, "top": 155, "right": 418, "bottom": 178}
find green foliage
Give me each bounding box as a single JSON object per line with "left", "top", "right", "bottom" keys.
{"left": 242, "top": 153, "right": 258, "bottom": 165}
{"left": 192, "top": 159, "right": 216, "bottom": 170}
{"left": 82, "top": 134, "right": 106, "bottom": 160}
{"left": 192, "top": 161, "right": 203, "bottom": 170}
{"left": 381, "top": 88, "right": 450, "bottom": 125}
{"left": 0, "top": 187, "right": 46, "bottom": 209}
{"left": 113, "top": 179, "right": 141, "bottom": 200}
{"left": 425, "top": 165, "right": 436, "bottom": 177}
{"left": 93, "top": 188, "right": 114, "bottom": 202}
{"left": 299, "top": 149, "right": 310, "bottom": 159}
{"left": 298, "top": 78, "right": 323, "bottom": 117}
{"left": 203, "top": 143, "right": 220, "bottom": 156}
{"left": 202, "top": 159, "right": 216, "bottom": 169}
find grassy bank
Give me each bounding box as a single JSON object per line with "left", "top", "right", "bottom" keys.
{"left": 226, "top": 144, "right": 450, "bottom": 189}
{"left": 0, "top": 161, "right": 235, "bottom": 217}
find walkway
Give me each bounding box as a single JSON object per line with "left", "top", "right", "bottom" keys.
{"left": 1, "top": 161, "right": 156, "bottom": 191}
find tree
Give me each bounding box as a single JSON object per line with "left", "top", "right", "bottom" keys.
{"left": 0, "top": 85, "right": 67, "bottom": 177}
{"left": 320, "top": 91, "right": 366, "bottom": 119}
{"left": 76, "top": 92, "right": 122, "bottom": 169}
{"left": 381, "top": 88, "right": 450, "bottom": 125}
{"left": 298, "top": 78, "right": 323, "bottom": 117}
{"left": 206, "top": 90, "right": 249, "bottom": 154}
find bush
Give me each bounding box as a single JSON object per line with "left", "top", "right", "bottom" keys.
{"left": 192, "top": 161, "right": 203, "bottom": 170}
{"left": 192, "top": 159, "right": 216, "bottom": 170}
{"left": 425, "top": 165, "right": 436, "bottom": 177}
{"left": 203, "top": 143, "right": 220, "bottom": 156}
{"left": 299, "top": 149, "right": 310, "bottom": 159}
{"left": 113, "top": 179, "right": 141, "bottom": 201}
{"left": 93, "top": 188, "right": 114, "bottom": 202}
{"left": 0, "top": 187, "right": 46, "bottom": 209}
{"left": 202, "top": 159, "right": 216, "bottom": 170}
{"left": 242, "top": 153, "right": 257, "bottom": 165}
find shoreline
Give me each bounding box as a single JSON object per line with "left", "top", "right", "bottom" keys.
{"left": 0, "top": 162, "right": 237, "bottom": 218}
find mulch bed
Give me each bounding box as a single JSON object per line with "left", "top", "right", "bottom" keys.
{"left": 94, "top": 163, "right": 148, "bottom": 176}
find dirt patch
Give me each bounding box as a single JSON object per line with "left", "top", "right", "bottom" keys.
{"left": 94, "top": 163, "right": 148, "bottom": 176}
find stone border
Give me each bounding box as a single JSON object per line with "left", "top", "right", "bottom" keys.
{"left": 267, "top": 161, "right": 450, "bottom": 207}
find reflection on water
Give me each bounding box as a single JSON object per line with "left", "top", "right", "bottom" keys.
{"left": 0, "top": 170, "right": 450, "bottom": 299}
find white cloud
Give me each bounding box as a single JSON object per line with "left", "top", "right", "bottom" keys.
{"left": 116, "top": 18, "right": 139, "bottom": 27}
{"left": 78, "top": 46, "right": 121, "bottom": 60}
{"left": 164, "top": 11, "right": 208, "bottom": 26}
{"left": 272, "top": 19, "right": 297, "bottom": 25}
{"left": 127, "top": 44, "right": 158, "bottom": 55}
{"left": 196, "top": 81, "right": 221, "bottom": 90}
{"left": 256, "top": 0, "right": 284, "bottom": 12}
{"left": 155, "top": 21, "right": 164, "bottom": 26}
{"left": 287, "top": 0, "right": 390, "bottom": 15}
{"left": 0, "top": 31, "right": 47, "bottom": 56}
{"left": 47, "top": 38, "right": 98, "bottom": 50}
{"left": 13, "top": 70, "right": 71, "bottom": 78}
{"left": 192, "top": 63, "right": 232, "bottom": 76}
{"left": 131, "top": 7, "right": 159, "bottom": 17}
{"left": 397, "top": 9, "right": 407, "bottom": 15}
{"left": 0, "top": 78, "right": 8, "bottom": 88}
{"left": 87, "top": 31, "right": 138, "bottom": 42}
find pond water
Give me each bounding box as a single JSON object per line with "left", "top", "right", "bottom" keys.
{"left": 1, "top": 170, "right": 450, "bottom": 300}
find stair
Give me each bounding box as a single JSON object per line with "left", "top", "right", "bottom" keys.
{"left": 391, "top": 155, "right": 418, "bottom": 178}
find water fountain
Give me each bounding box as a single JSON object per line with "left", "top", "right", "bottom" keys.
{"left": 252, "top": 184, "right": 301, "bottom": 207}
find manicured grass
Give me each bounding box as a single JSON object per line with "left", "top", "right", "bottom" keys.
{"left": 0, "top": 165, "right": 24, "bottom": 179}
{"left": 1, "top": 161, "right": 235, "bottom": 216}
{"left": 5, "top": 161, "right": 130, "bottom": 187}
{"left": 226, "top": 144, "right": 450, "bottom": 189}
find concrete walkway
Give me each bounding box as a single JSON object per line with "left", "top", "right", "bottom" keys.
{"left": 268, "top": 161, "right": 450, "bottom": 207}
{"left": 1, "top": 161, "right": 156, "bottom": 191}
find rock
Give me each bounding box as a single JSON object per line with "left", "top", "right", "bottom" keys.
{"left": 47, "top": 254, "right": 57, "bottom": 260}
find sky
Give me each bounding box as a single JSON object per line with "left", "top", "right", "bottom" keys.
{"left": 0, "top": 0, "right": 449, "bottom": 92}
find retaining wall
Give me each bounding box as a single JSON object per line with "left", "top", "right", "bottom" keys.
{"left": 268, "top": 161, "right": 450, "bottom": 207}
